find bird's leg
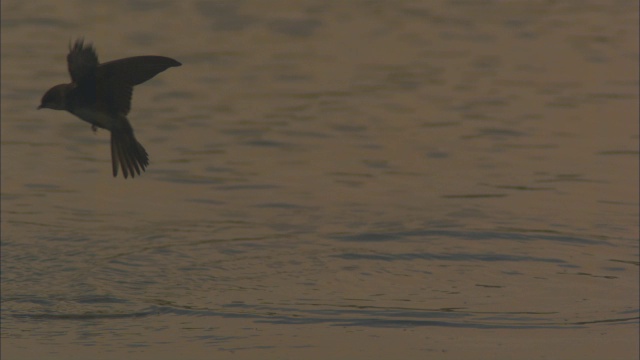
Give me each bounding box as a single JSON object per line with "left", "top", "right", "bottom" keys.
{"left": 91, "top": 125, "right": 98, "bottom": 133}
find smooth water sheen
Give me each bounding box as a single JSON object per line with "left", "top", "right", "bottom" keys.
{"left": 2, "top": 1, "right": 638, "bottom": 359}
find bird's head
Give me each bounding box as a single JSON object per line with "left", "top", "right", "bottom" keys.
{"left": 38, "top": 84, "right": 70, "bottom": 110}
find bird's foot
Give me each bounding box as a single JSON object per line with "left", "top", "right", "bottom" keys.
{"left": 91, "top": 125, "right": 98, "bottom": 133}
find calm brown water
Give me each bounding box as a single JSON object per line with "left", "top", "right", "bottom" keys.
{"left": 2, "top": 1, "right": 638, "bottom": 359}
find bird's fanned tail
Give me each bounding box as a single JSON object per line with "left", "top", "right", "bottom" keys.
{"left": 110, "top": 130, "right": 149, "bottom": 179}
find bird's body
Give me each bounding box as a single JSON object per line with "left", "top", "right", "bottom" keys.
{"left": 39, "top": 39, "right": 181, "bottom": 178}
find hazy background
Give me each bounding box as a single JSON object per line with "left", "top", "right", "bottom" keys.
{"left": 2, "top": 0, "right": 638, "bottom": 359}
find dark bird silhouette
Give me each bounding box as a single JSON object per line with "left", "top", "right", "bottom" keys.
{"left": 39, "top": 39, "right": 181, "bottom": 178}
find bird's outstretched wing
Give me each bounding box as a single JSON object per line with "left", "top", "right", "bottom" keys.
{"left": 100, "top": 56, "right": 182, "bottom": 86}
{"left": 98, "top": 56, "right": 181, "bottom": 115}
{"left": 67, "top": 38, "right": 99, "bottom": 85}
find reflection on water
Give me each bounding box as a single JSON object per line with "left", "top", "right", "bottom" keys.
{"left": 1, "top": 0, "right": 638, "bottom": 359}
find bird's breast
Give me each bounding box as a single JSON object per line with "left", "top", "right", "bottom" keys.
{"left": 71, "top": 108, "right": 117, "bottom": 131}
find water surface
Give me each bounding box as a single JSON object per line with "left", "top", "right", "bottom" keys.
{"left": 2, "top": 1, "right": 638, "bottom": 359}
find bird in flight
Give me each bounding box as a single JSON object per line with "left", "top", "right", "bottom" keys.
{"left": 39, "top": 38, "right": 181, "bottom": 178}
